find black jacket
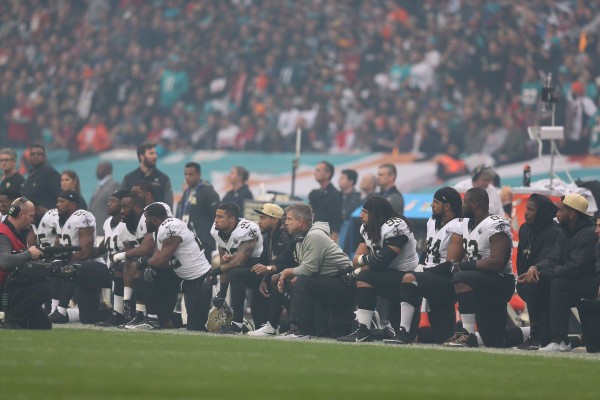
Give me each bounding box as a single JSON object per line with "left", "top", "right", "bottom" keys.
{"left": 222, "top": 184, "right": 253, "bottom": 213}
{"left": 516, "top": 194, "right": 563, "bottom": 275}
{"left": 122, "top": 167, "right": 173, "bottom": 207}
{"left": 21, "top": 164, "right": 61, "bottom": 211}
{"left": 378, "top": 186, "right": 404, "bottom": 215}
{"left": 537, "top": 216, "right": 598, "bottom": 279}
{"left": 176, "top": 180, "right": 220, "bottom": 252}
{"left": 308, "top": 182, "right": 343, "bottom": 233}
{"left": 260, "top": 222, "right": 296, "bottom": 271}
{"left": 341, "top": 190, "right": 362, "bottom": 221}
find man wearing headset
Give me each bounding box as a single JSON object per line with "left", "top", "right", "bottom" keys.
{"left": 0, "top": 197, "right": 46, "bottom": 329}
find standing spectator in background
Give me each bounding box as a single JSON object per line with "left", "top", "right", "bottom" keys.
{"left": 76, "top": 113, "right": 112, "bottom": 155}
{"left": 454, "top": 165, "right": 504, "bottom": 217}
{"left": 159, "top": 55, "right": 190, "bottom": 111}
{"left": 61, "top": 170, "right": 88, "bottom": 211}
{"left": 222, "top": 166, "right": 253, "bottom": 214}
{"left": 359, "top": 173, "right": 377, "bottom": 201}
{"left": 309, "top": 161, "right": 343, "bottom": 243}
{"left": 88, "top": 161, "right": 121, "bottom": 236}
{"left": 21, "top": 145, "right": 60, "bottom": 218}
{"left": 564, "top": 81, "right": 597, "bottom": 155}
{"left": 176, "top": 162, "right": 220, "bottom": 261}
{"left": 377, "top": 163, "right": 404, "bottom": 215}
{"left": 121, "top": 142, "right": 173, "bottom": 207}
{"left": 339, "top": 169, "right": 362, "bottom": 222}
{"left": 0, "top": 148, "right": 25, "bottom": 193}
{"left": 0, "top": 189, "right": 20, "bottom": 220}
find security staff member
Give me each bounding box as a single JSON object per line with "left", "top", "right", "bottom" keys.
{"left": 0, "top": 197, "right": 46, "bottom": 329}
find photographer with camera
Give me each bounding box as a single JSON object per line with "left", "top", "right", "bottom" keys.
{"left": 0, "top": 197, "right": 47, "bottom": 329}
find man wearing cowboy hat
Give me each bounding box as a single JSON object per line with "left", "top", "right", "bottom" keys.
{"left": 520, "top": 193, "right": 598, "bottom": 352}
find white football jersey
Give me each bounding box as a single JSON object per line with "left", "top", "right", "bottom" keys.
{"left": 34, "top": 208, "right": 59, "bottom": 248}
{"left": 57, "top": 210, "right": 104, "bottom": 263}
{"left": 103, "top": 217, "right": 128, "bottom": 264}
{"left": 360, "top": 217, "right": 418, "bottom": 272}
{"left": 156, "top": 217, "right": 210, "bottom": 280}
{"left": 458, "top": 215, "right": 513, "bottom": 275}
{"left": 422, "top": 217, "right": 463, "bottom": 268}
{"left": 210, "top": 218, "right": 263, "bottom": 258}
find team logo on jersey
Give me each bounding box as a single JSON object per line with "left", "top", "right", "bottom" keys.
{"left": 478, "top": 228, "right": 483, "bottom": 234}
{"left": 42, "top": 223, "right": 46, "bottom": 228}
{"left": 68, "top": 224, "right": 71, "bottom": 229}
{"left": 233, "top": 238, "right": 239, "bottom": 246}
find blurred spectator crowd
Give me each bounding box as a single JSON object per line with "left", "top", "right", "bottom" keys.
{"left": 2, "top": 0, "right": 600, "bottom": 160}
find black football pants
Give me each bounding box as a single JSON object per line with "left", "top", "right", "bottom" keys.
{"left": 74, "top": 260, "right": 112, "bottom": 324}
{"left": 181, "top": 273, "right": 212, "bottom": 331}
{"left": 228, "top": 267, "right": 269, "bottom": 327}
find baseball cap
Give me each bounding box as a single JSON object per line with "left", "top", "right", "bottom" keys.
{"left": 559, "top": 193, "right": 588, "bottom": 215}
{"left": 58, "top": 190, "right": 81, "bottom": 204}
{"left": 254, "top": 203, "right": 284, "bottom": 219}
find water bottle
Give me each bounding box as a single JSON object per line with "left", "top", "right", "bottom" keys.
{"left": 523, "top": 164, "right": 531, "bottom": 187}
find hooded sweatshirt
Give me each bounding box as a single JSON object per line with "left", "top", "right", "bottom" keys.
{"left": 516, "top": 193, "right": 563, "bottom": 275}
{"left": 292, "top": 221, "right": 352, "bottom": 277}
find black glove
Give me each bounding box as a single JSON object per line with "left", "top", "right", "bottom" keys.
{"left": 136, "top": 256, "right": 150, "bottom": 270}
{"left": 212, "top": 295, "right": 226, "bottom": 308}
{"left": 209, "top": 266, "right": 222, "bottom": 277}
{"left": 451, "top": 260, "right": 477, "bottom": 274}
{"left": 143, "top": 266, "right": 157, "bottom": 283}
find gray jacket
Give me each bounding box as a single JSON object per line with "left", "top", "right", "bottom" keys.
{"left": 293, "top": 221, "right": 351, "bottom": 277}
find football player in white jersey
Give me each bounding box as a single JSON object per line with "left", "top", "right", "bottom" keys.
{"left": 338, "top": 196, "right": 419, "bottom": 343}
{"left": 444, "top": 187, "right": 515, "bottom": 348}
{"left": 92, "top": 190, "right": 131, "bottom": 327}
{"left": 118, "top": 184, "right": 177, "bottom": 330}
{"left": 387, "top": 187, "right": 465, "bottom": 345}
{"left": 141, "top": 203, "right": 212, "bottom": 331}
{"left": 29, "top": 207, "right": 59, "bottom": 249}
{"left": 208, "top": 202, "right": 263, "bottom": 334}
{"left": 49, "top": 190, "right": 109, "bottom": 325}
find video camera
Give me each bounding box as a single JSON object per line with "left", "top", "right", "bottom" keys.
{"left": 12, "top": 246, "right": 82, "bottom": 283}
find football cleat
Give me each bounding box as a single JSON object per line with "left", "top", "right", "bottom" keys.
{"left": 95, "top": 312, "right": 126, "bottom": 328}
{"left": 384, "top": 327, "right": 412, "bottom": 345}
{"left": 218, "top": 321, "right": 249, "bottom": 335}
{"left": 516, "top": 336, "right": 541, "bottom": 351}
{"left": 337, "top": 324, "right": 373, "bottom": 343}
{"left": 247, "top": 321, "right": 279, "bottom": 337}
{"left": 443, "top": 329, "right": 478, "bottom": 348}
{"left": 123, "top": 300, "right": 136, "bottom": 321}
{"left": 125, "top": 316, "right": 160, "bottom": 330}
{"left": 121, "top": 312, "right": 145, "bottom": 329}
{"left": 206, "top": 302, "right": 233, "bottom": 333}
{"left": 49, "top": 310, "right": 69, "bottom": 324}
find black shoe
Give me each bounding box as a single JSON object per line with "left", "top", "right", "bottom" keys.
{"left": 384, "top": 327, "right": 412, "bottom": 345}
{"left": 218, "top": 322, "right": 249, "bottom": 335}
{"left": 49, "top": 310, "right": 69, "bottom": 324}
{"left": 516, "top": 335, "right": 541, "bottom": 350}
{"left": 337, "top": 324, "right": 373, "bottom": 343}
{"left": 0, "top": 321, "right": 23, "bottom": 330}
{"left": 120, "top": 312, "right": 144, "bottom": 329}
{"left": 124, "top": 316, "right": 160, "bottom": 330}
{"left": 372, "top": 324, "right": 396, "bottom": 340}
{"left": 443, "top": 329, "right": 478, "bottom": 348}
{"left": 123, "top": 300, "right": 136, "bottom": 321}
{"left": 95, "top": 312, "right": 126, "bottom": 327}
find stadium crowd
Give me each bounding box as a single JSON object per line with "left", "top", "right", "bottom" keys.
{"left": 2, "top": 0, "right": 600, "bottom": 158}
{"left": 0, "top": 143, "right": 599, "bottom": 355}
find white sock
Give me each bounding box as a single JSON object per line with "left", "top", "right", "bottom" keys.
{"left": 124, "top": 287, "right": 133, "bottom": 301}
{"left": 57, "top": 306, "right": 67, "bottom": 316}
{"left": 356, "top": 309, "right": 374, "bottom": 328}
{"left": 51, "top": 299, "right": 59, "bottom": 314}
{"left": 113, "top": 295, "right": 124, "bottom": 314}
{"left": 475, "top": 332, "right": 484, "bottom": 346}
{"left": 147, "top": 313, "right": 158, "bottom": 319}
{"left": 520, "top": 326, "right": 531, "bottom": 341}
{"left": 461, "top": 313, "right": 476, "bottom": 334}
{"left": 400, "top": 302, "right": 415, "bottom": 332}
{"left": 136, "top": 304, "right": 146, "bottom": 314}
{"left": 66, "top": 308, "right": 80, "bottom": 322}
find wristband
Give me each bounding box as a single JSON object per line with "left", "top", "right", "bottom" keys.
{"left": 113, "top": 252, "right": 126, "bottom": 262}
{"left": 357, "top": 255, "right": 366, "bottom": 266}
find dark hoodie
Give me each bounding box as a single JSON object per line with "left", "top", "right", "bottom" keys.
{"left": 516, "top": 194, "right": 563, "bottom": 275}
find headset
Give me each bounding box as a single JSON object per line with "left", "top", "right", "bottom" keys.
{"left": 7, "top": 197, "right": 29, "bottom": 217}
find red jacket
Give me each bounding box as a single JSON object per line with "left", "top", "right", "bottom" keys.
{"left": 0, "top": 222, "right": 27, "bottom": 284}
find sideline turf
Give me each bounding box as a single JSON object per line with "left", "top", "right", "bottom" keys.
{"left": 0, "top": 328, "right": 598, "bottom": 399}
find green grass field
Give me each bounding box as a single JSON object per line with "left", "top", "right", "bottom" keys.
{"left": 1, "top": 326, "right": 598, "bottom": 400}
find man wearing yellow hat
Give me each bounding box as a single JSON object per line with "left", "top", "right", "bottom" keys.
{"left": 520, "top": 193, "right": 598, "bottom": 352}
